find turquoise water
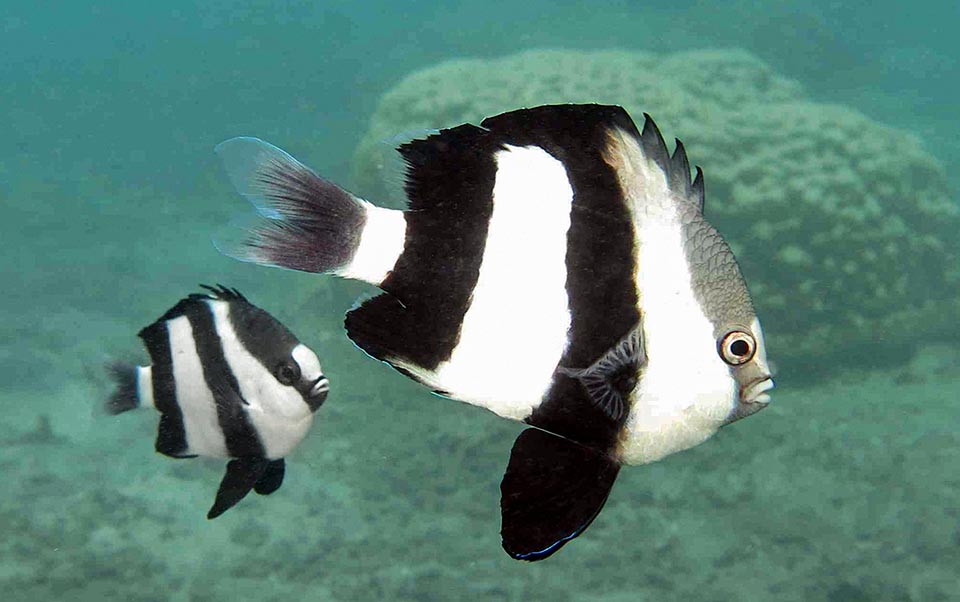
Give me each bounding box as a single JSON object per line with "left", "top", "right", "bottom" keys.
{"left": 2, "top": 2, "right": 959, "bottom": 600}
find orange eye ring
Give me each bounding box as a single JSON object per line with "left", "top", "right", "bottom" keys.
{"left": 718, "top": 330, "right": 756, "bottom": 365}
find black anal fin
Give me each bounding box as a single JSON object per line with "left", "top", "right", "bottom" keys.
{"left": 500, "top": 428, "right": 620, "bottom": 561}
{"left": 253, "top": 459, "right": 285, "bottom": 495}
{"left": 207, "top": 457, "right": 270, "bottom": 519}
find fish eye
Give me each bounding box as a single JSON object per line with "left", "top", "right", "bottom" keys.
{"left": 275, "top": 360, "right": 301, "bottom": 385}
{"left": 718, "top": 330, "right": 756, "bottom": 366}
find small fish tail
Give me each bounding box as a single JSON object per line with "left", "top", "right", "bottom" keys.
{"left": 105, "top": 361, "right": 142, "bottom": 415}
{"left": 215, "top": 137, "right": 405, "bottom": 285}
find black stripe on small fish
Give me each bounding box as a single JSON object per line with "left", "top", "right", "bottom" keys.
{"left": 222, "top": 291, "right": 298, "bottom": 371}
{"left": 138, "top": 320, "right": 189, "bottom": 457}
{"left": 183, "top": 300, "right": 266, "bottom": 458}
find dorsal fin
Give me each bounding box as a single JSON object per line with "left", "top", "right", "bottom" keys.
{"left": 145, "top": 285, "right": 247, "bottom": 326}
{"left": 198, "top": 284, "right": 248, "bottom": 303}
{"left": 691, "top": 166, "right": 705, "bottom": 212}
{"left": 640, "top": 113, "right": 706, "bottom": 213}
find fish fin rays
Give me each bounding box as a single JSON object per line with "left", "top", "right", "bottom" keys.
{"left": 479, "top": 104, "right": 707, "bottom": 214}
{"left": 214, "top": 137, "right": 368, "bottom": 276}
{"left": 207, "top": 458, "right": 285, "bottom": 519}
{"left": 500, "top": 428, "right": 620, "bottom": 561}
{"left": 357, "top": 127, "right": 442, "bottom": 209}
{"left": 558, "top": 325, "right": 645, "bottom": 422}
{"left": 105, "top": 361, "right": 139, "bottom": 415}
{"left": 197, "top": 284, "right": 247, "bottom": 303}
{"left": 639, "top": 114, "right": 706, "bottom": 213}
{"left": 207, "top": 456, "right": 271, "bottom": 519}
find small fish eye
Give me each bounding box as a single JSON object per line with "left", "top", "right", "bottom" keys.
{"left": 718, "top": 330, "right": 756, "bottom": 366}
{"left": 275, "top": 360, "right": 301, "bottom": 385}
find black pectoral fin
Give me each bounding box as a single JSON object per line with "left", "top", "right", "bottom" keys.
{"left": 254, "top": 459, "right": 285, "bottom": 495}
{"left": 500, "top": 428, "right": 621, "bottom": 561}
{"left": 207, "top": 457, "right": 270, "bottom": 519}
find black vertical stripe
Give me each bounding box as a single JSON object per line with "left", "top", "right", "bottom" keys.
{"left": 345, "top": 123, "right": 498, "bottom": 370}
{"left": 183, "top": 301, "right": 266, "bottom": 458}
{"left": 223, "top": 295, "right": 314, "bottom": 403}
{"left": 201, "top": 286, "right": 318, "bottom": 410}
{"left": 138, "top": 320, "right": 189, "bottom": 457}
{"left": 481, "top": 105, "right": 641, "bottom": 451}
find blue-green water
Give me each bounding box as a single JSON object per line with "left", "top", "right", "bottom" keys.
{"left": 2, "top": 2, "right": 959, "bottom": 600}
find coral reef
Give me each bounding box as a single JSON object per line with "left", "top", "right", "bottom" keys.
{"left": 351, "top": 49, "right": 960, "bottom": 379}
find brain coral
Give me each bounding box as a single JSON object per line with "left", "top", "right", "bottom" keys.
{"left": 351, "top": 49, "right": 960, "bottom": 379}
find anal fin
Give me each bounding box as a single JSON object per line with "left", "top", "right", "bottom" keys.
{"left": 207, "top": 457, "right": 270, "bottom": 519}
{"left": 253, "top": 459, "right": 285, "bottom": 495}
{"left": 500, "top": 428, "right": 620, "bottom": 561}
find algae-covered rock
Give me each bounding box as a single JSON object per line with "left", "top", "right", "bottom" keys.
{"left": 352, "top": 49, "right": 960, "bottom": 378}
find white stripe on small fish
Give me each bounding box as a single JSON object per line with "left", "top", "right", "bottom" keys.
{"left": 210, "top": 301, "right": 314, "bottom": 459}
{"left": 168, "top": 315, "right": 229, "bottom": 457}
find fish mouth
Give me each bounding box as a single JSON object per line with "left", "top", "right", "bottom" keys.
{"left": 740, "top": 376, "right": 775, "bottom": 405}
{"left": 307, "top": 376, "right": 330, "bottom": 411}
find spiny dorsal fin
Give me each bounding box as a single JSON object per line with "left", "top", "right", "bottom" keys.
{"left": 691, "top": 166, "right": 705, "bottom": 212}
{"left": 640, "top": 113, "right": 706, "bottom": 213}
{"left": 198, "top": 283, "right": 248, "bottom": 303}
{"left": 144, "top": 285, "right": 248, "bottom": 327}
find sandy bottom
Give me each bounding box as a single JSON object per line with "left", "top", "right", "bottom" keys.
{"left": 2, "top": 331, "right": 959, "bottom": 601}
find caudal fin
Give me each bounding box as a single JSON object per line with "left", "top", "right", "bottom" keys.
{"left": 105, "top": 361, "right": 142, "bottom": 415}
{"left": 215, "top": 137, "right": 406, "bottom": 286}
{"left": 500, "top": 428, "right": 620, "bottom": 561}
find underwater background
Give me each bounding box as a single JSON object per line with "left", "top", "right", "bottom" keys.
{"left": 2, "top": 1, "right": 959, "bottom": 599}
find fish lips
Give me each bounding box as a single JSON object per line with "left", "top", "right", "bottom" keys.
{"left": 725, "top": 376, "right": 774, "bottom": 425}
{"left": 306, "top": 377, "right": 330, "bottom": 412}
{"left": 742, "top": 376, "right": 775, "bottom": 405}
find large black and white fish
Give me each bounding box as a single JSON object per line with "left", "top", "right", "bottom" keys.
{"left": 107, "top": 285, "right": 329, "bottom": 519}
{"left": 216, "top": 104, "right": 774, "bottom": 559}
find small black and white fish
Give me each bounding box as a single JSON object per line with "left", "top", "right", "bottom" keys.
{"left": 107, "top": 285, "right": 329, "bottom": 519}
{"left": 215, "top": 104, "right": 774, "bottom": 559}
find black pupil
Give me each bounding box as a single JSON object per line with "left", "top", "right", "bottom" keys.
{"left": 730, "top": 339, "right": 750, "bottom": 357}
